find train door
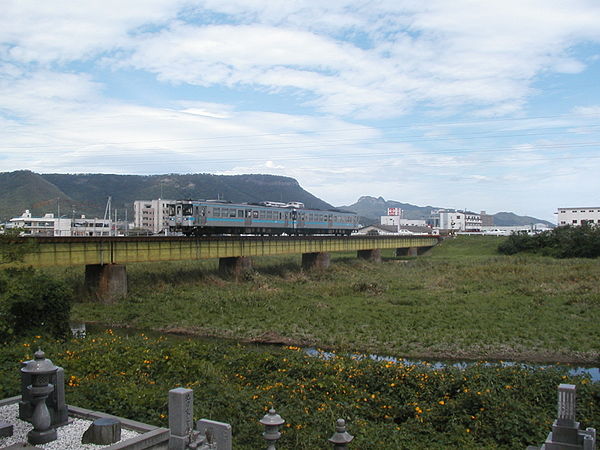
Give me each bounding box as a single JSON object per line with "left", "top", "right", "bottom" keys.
{"left": 199, "top": 206, "right": 207, "bottom": 226}
{"left": 245, "top": 209, "right": 252, "bottom": 227}
{"left": 296, "top": 210, "right": 305, "bottom": 232}
{"left": 328, "top": 214, "right": 333, "bottom": 232}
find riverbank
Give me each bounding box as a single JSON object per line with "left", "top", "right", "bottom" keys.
{"left": 67, "top": 236, "right": 600, "bottom": 364}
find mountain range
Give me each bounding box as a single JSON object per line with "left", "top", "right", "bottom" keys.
{"left": 0, "top": 170, "right": 553, "bottom": 227}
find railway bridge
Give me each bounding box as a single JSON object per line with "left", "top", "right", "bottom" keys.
{"left": 11, "top": 235, "right": 439, "bottom": 301}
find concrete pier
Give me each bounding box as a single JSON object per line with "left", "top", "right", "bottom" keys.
{"left": 357, "top": 249, "right": 382, "bottom": 263}
{"left": 219, "top": 256, "right": 253, "bottom": 279}
{"left": 84, "top": 264, "right": 127, "bottom": 303}
{"left": 301, "top": 252, "right": 331, "bottom": 270}
{"left": 395, "top": 247, "right": 418, "bottom": 257}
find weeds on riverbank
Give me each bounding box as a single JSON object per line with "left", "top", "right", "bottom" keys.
{"left": 1, "top": 332, "right": 598, "bottom": 449}
{"left": 66, "top": 237, "right": 600, "bottom": 362}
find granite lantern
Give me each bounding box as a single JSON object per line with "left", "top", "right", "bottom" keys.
{"left": 259, "top": 408, "right": 284, "bottom": 450}
{"left": 21, "top": 349, "right": 58, "bottom": 445}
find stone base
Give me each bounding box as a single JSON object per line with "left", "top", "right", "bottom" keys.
{"left": 82, "top": 417, "right": 121, "bottom": 445}
{"left": 28, "top": 427, "right": 57, "bottom": 445}
{"left": 0, "top": 421, "right": 14, "bottom": 438}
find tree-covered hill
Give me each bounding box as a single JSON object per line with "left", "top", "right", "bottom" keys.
{"left": 0, "top": 171, "right": 332, "bottom": 221}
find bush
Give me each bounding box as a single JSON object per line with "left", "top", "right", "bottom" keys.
{"left": 498, "top": 225, "right": 600, "bottom": 258}
{"left": 0, "top": 268, "right": 73, "bottom": 341}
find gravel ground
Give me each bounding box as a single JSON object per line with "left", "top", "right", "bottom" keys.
{"left": 0, "top": 402, "right": 140, "bottom": 449}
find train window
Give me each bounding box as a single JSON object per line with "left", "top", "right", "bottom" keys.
{"left": 253, "top": 211, "right": 259, "bottom": 218}
{"left": 183, "top": 205, "right": 193, "bottom": 215}
{"left": 214, "top": 208, "right": 220, "bottom": 218}
{"left": 229, "top": 209, "right": 236, "bottom": 218}
{"left": 238, "top": 210, "right": 244, "bottom": 218}
{"left": 259, "top": 210, "right": 265, "bottom": 219}
{"left": 168, "top": 205, "right": 176, "bottom": 215}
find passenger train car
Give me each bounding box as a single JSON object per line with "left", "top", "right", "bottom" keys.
{"left": 167, "top": 200, "right": 359, "bottom": 236}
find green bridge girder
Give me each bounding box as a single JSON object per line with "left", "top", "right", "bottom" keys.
{"left": 16, "top": 235, "right": 439, "bottom": 267}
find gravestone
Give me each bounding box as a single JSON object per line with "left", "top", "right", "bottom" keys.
{"left": 197, "top": 419, "right": 232, "bottom": 450}
{"left": 538, "top": 384, "right": 597, "bottom": 450}
{"left": 168, "top": 388, "right": 194, "bottom": 450}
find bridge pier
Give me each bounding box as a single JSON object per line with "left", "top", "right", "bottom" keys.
{"left": 84, "top": 264, "right": 127, "bottom": 303}
{"left": 302, "top": 252, "right": 330, "bottom": 270}
{"left": 357, "top": 249, "right": 382, "bottom": 263}
{"left": 395, "top": 247, "right": 418, "bottom": 257}
{"left": 219, "top": 256, "right": 253, "bottom": 279}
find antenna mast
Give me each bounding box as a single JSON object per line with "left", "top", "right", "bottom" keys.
{"left": 104, "top": 196, "right": 112, "bottom": 221}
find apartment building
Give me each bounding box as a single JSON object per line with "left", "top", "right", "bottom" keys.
{"left": 8, "top": 210, "right": 111, "bottom": 236}
{"left": 133, "top": 199, "right": 173, "bottom": 234}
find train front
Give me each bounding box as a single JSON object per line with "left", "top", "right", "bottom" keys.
{"left": 167, "top": 200, "right": 196, "bottom": 235}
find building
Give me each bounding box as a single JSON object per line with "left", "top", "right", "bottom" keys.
{"left": 356, "top": 224, "right": 436, "bottom": 236}
{"left": 381, "top": 207, "right": 428, "bottom": 228}
{"left": 70, "top": 216, "right": 112, "bottom": 236}
{"left": 8, "top": 210, "right": 111, "bottom": 236}
{"left": 480, "top": 211, "right": 494, "bottom": 227}
{"left": 434, "top": 210, "right": 482, "bottom": 232}
{"left": 380, "top": 216, "right": 427, "bottom": 227}
{"left": 133, "top": 199, "right": 173, "bottom": 234}
{"left": 556, "top": 207, "right": 600, "bottom": 226}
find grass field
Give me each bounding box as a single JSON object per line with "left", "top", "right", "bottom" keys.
{"left": 67, "top": 235, "right": 600, "bottom": 363}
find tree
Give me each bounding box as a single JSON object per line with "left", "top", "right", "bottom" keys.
{"left": 0, "top": 226, "right": 37, "bottom": 266}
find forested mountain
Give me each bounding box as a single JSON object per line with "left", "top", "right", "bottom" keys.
{"left": 0, "top": 171, "right": 553, "bottom": 227}
{"left": 0, "top": 171, "right": 331, "bottom": 221}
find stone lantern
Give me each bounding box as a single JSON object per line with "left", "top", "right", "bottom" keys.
{"left": 328, "top": 419, "right": 353, "bottom": 449}
{"left": 260, "top": 408, "right": 284, "bottom": 450}
{"left": 21, "top": 349, "right": 58, "bottom": 445}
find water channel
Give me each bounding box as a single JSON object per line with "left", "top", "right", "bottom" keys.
{"left": 81, "top": 323, "right": 600, "bottom": 382}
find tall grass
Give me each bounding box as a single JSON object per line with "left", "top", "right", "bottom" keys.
{"left": 66, "top": 236, "right": 600, "bottom": 363}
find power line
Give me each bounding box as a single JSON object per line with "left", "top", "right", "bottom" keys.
{"left": 2, "top": 111, "right": 600, "bottom": 150}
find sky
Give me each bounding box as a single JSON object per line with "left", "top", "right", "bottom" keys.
{"left": 1, "top": 1, "right": 600, "bottom": 222}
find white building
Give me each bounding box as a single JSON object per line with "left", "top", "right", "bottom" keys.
{"left": 556, "top": 207, "right": 600, "bottom": 226}
{"left": 133, "top": 199, "right": 173, "bottom": 234}
{"left": 435, "top": 210, "right": 482, "bottom": 232}
{"left": 380, "top": 216, "right": 427, "bottom": 227}
{"left": 9, "top": 210, "right": 111, "bottom": 236}
{"left": 70, "top": 216, "right": 112, "bottom": 236}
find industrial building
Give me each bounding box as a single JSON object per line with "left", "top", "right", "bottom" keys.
{"left": 556, "top": 207, "right": 600, "bottom": 226}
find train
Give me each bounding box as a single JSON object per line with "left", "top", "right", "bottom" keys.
{"left": 167, "top": 199, "right": 359, "bottom": 236}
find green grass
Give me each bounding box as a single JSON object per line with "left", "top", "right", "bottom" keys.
{"left": 65, "top": 236, "right": 600, "bottom": 363}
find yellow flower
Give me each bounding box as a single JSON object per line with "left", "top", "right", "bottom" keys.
{"left": 438, "top": 400, "right": 445, "bottom": 405}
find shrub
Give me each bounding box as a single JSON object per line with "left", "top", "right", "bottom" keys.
{"left": 0, "top": 268, "right": 73, "bottom": 341}
{"left": 498, "top": 225, "right": 600, "bottom": 258}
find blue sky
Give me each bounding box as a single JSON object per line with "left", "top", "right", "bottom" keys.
{"left": 1, "top": 1, "right": 600, "bottom": 222}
